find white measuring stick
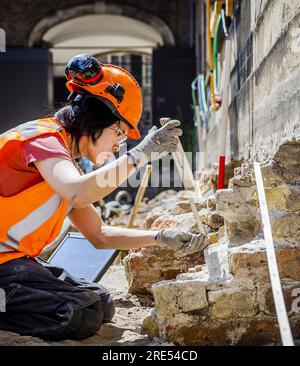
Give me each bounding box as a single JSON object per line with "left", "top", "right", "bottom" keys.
{"left": 254, "top": 162, "right": 294, "bottom": 346}
{"left": 160, "top": 118, "right": 206, "bottom": 236}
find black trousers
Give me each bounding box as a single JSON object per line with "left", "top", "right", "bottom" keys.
{"left": 0, "top": 257, "right": 115, "bottom": 341}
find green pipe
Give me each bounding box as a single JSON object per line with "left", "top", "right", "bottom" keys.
{"left": 213, "top": 14, "right": 222, "bottom": 89}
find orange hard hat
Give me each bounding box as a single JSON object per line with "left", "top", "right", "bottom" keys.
{"left": 65, "top": 54, "right": 142, "bottom": 140}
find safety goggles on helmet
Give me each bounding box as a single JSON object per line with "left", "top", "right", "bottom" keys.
{"left": 65, "top": 54, "right": 104, "bottom": 85}
{"left": 65, "top": 54, "right": 142, "bottom": 140}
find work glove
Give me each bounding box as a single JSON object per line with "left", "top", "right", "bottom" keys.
{"left": 155, "top": 228, "right": 210, "bottom": 255}
{"left": 129, "top": 120, "right": 182, "bottom": 168}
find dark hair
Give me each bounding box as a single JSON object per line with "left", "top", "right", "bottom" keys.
{"left": 55, "top": 97, "right": 119, "bottom": 156}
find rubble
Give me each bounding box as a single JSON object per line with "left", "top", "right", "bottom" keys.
{"left": 123, "top": 188, "right": 224, "bottom": 294}
{"left": 108, "top": 189, "right": 178, "bottom": 229}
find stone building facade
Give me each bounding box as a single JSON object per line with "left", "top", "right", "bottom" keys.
{"left": 195, "top": 0, "right": 300, "bottom": 167}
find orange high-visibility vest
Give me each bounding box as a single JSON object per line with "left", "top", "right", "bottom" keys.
{"left": 0, "top": 118, "right": 72, "bottom": 264}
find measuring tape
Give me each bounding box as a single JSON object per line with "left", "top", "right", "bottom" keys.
{"left": 254, "top": 162, "right": 294, "bottom": 346}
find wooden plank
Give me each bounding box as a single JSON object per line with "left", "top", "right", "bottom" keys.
{"left": 128, "top": 164, "right": 153, "bottom": 228}
{"left": 116, "top": 164, "right": 153, "bottom": 261}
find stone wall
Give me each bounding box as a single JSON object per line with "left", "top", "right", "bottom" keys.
{"left": 144, "top": 140, "right": 300, "bottom": 345}
{"left": 197, "top": 0, "right": 300, "bottom": 167}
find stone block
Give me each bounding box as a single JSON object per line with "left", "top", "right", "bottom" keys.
{"left": 204, "top": 242, "right": 229, "bottom": 281}
{"left": 206, "top": 212, "right": 224, "bottom": 229}
{"left": 152, "top": 279, "right": 208, "bottom": 316}
{"left": 251, "top": 184, "right": 300, "bottom": 212}
{"left": 225, "top": 220, "right": 261, "bottom": 244}
{"left": 164, "top": 317, "right": 279, "bottom": 346}
{"left": 228, "top": 240, "right": 300, "bottom": 281}
{"left": 257, "top": 280, "right": 300, "bottom": 316}
{"left": 273, "top": 140, "right": 300, "bottom": 185}
{"left": 215, "top": 188, "right": 260, "bottom": 243}
{"left": 150, "top": 212, "right": 200, "bottom": 233}
{"left": 170, "top": 200, "right": 207, "bottom": 215}
{"left": 123, "top": 252, "right": 162, "bottom": 294}
{"left": 228, "top": 239, "right": 267, "bottom": 275}
{"left": 285, "top": 186, "right": 300, "bottom": 212}
{"left": 270, "top": 211, "right": 300, "bottom": 243}
{"left": 124, "top": 246, "right": 204, "bottom": 294}
{"left": 208, "top": 287, "right": 258, "bottom": 319}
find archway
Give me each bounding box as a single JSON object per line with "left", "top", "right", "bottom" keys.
{"left": 28, "top": 5, "right": 175, "bottom": 137}
{"left": 28, "top": 3, "right": 175, "bottom": 48}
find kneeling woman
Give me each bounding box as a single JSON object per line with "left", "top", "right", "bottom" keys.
{"left": 0, "top": 54, "right": 209, "bottom": 341}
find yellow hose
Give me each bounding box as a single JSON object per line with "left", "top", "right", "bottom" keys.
{"left": 206, "top": 0, "right": 219, "bottom": 111}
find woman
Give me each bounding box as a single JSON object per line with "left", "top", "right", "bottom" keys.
{"left": 0, "top": 54, "right": 209, "bottom": 341}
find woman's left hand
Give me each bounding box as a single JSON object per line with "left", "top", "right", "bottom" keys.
{"left": 155, "top": 228, "right": 210, "bottom": 254}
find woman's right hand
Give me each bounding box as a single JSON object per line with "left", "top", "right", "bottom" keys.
{"left": 129, "top": 119, "right": 182, "bottom": 168}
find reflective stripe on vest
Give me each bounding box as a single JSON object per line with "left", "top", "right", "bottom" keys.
{"left": 0, "top": 200, "right": 73, "bottom": 254}
{"left": 0, "top": 118, "right": 71, "bottom": 260}
{"left": 7, "top": 194, "right": 62, "bottom": 242}
{"left": 0, "top": 118, "right": 67, "bottom": 152}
